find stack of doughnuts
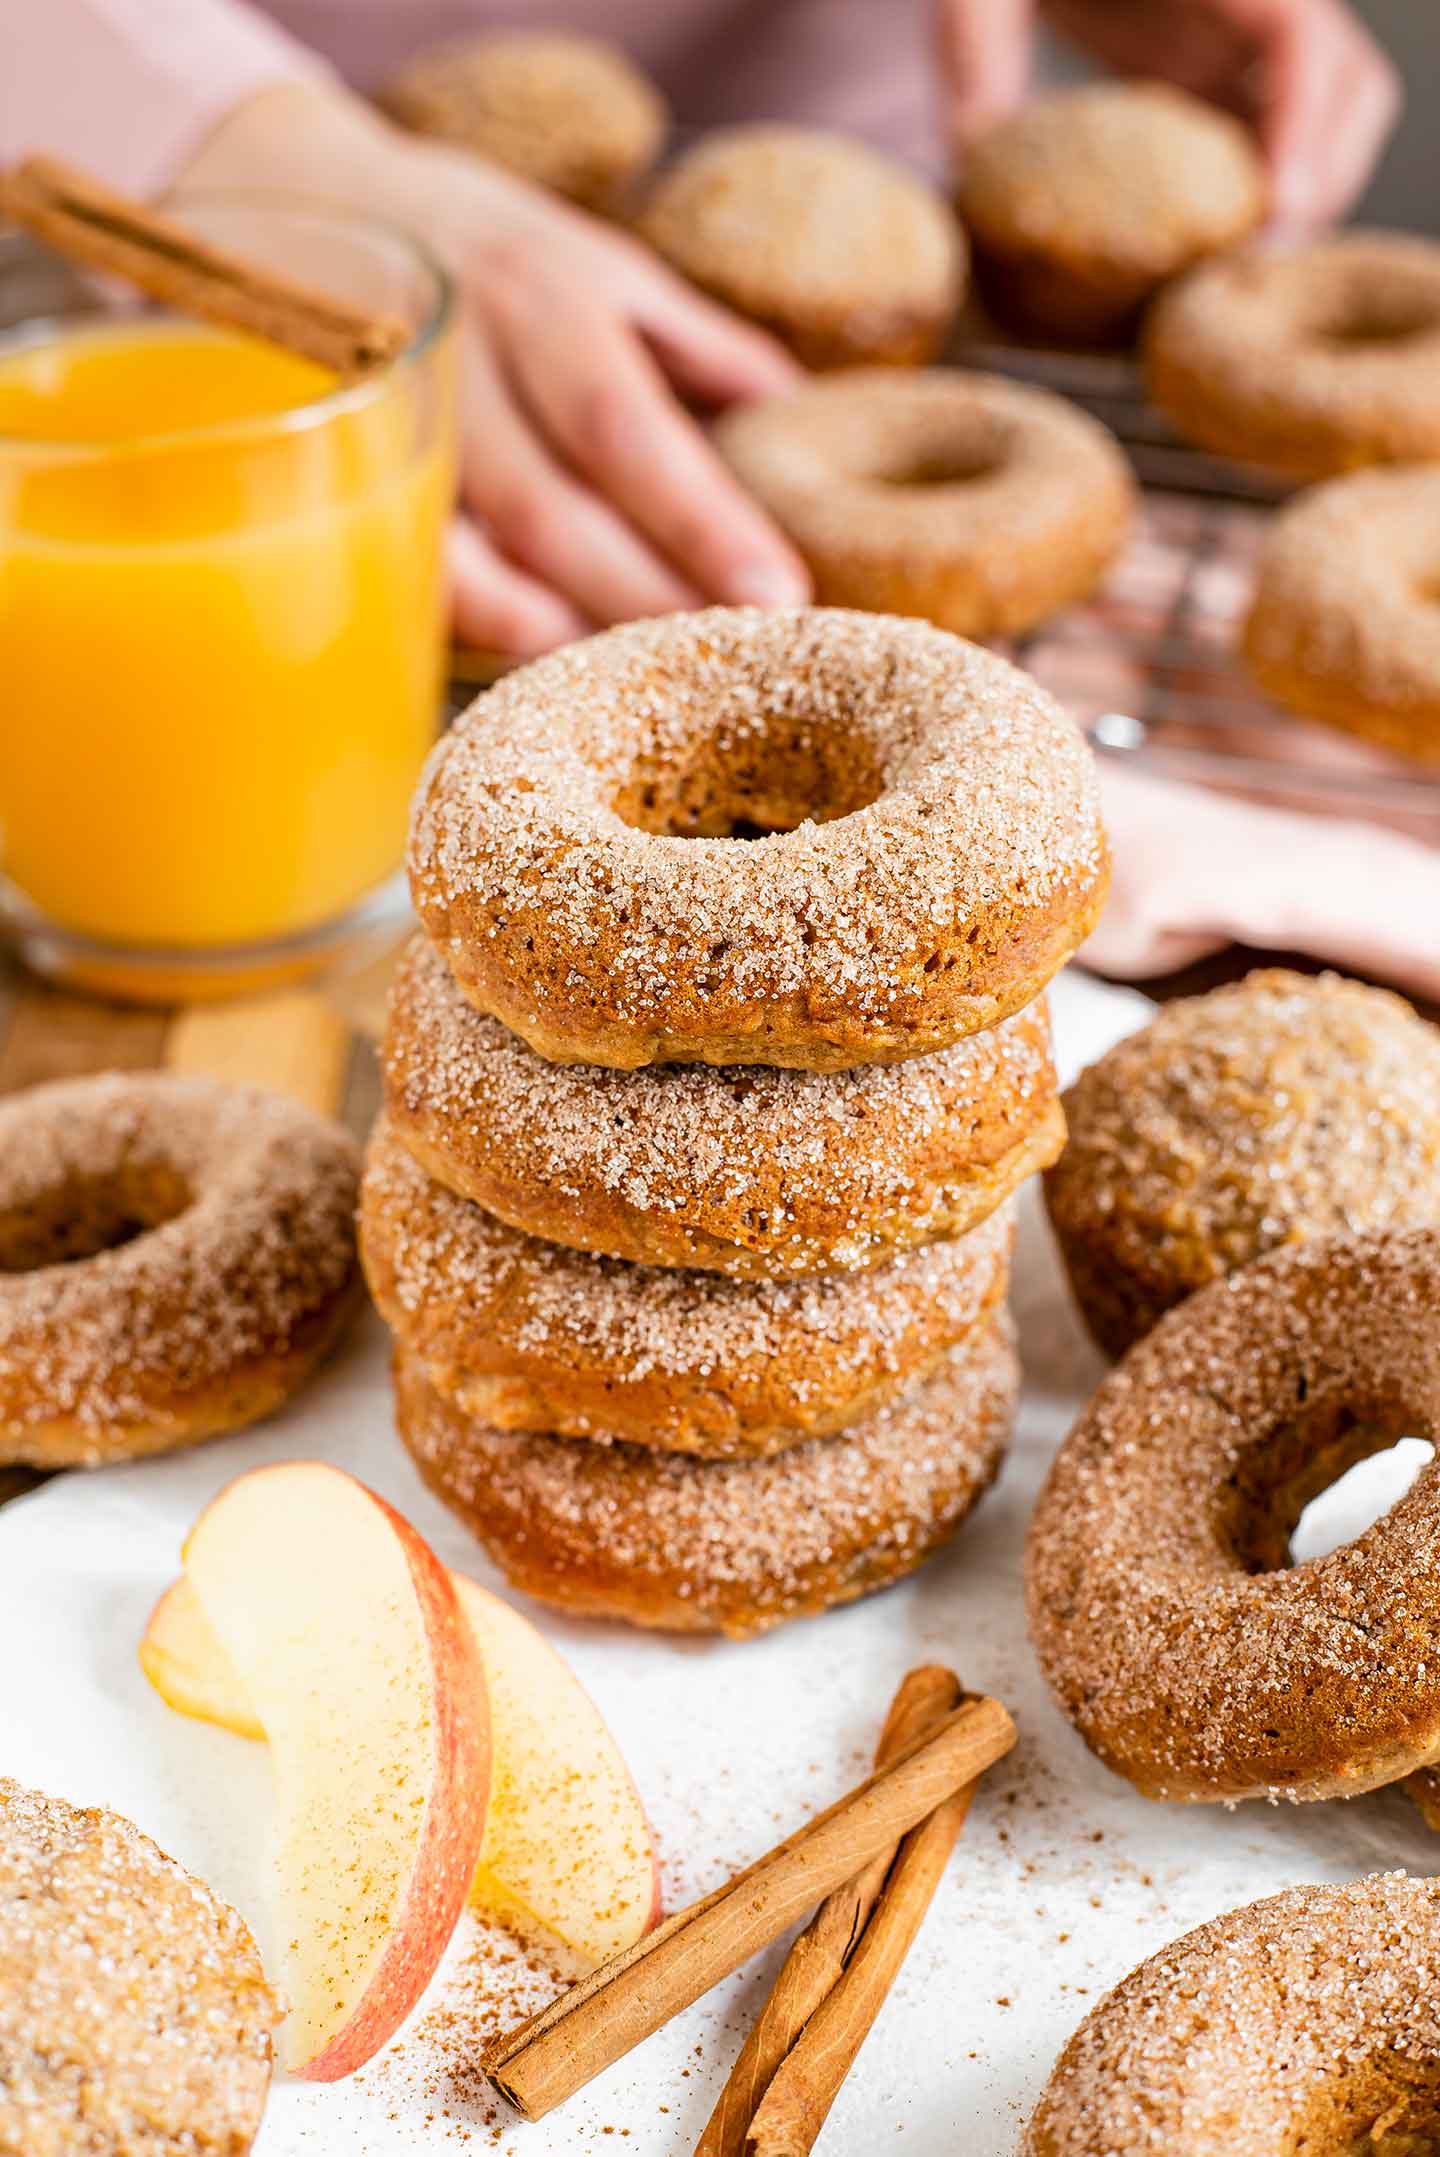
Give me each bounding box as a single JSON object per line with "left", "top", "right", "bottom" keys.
{"left": 364, "top": 604, "right": 1109, "bottom": 1635}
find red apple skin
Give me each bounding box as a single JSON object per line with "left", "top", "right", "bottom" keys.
{"left": 296, "top": 1486, "right": 490, "bottom": 2082}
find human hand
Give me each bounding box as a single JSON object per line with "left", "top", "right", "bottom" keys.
{"left": 941, "top": 0, "right": 1401, "bottom": 230}
{"left": 184, "top": 82, "right": 810, "bottom": 656}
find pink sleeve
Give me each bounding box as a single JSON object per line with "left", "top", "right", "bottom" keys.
{"left": 0, "top": 0, "right": 334, "bottom": 197}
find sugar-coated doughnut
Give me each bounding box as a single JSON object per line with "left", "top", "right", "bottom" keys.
{"left": 0, "top": 1777, "right": 278, "bottom": 2156}
{"left": 0, "top": 1072, "right": 360, "bottom": 1466}
{"left": 1027, "top": 1227, "right": 1440, "bottom": 1805}
{"left": 381, "top": 30, "right": 666, "bottom": 214}
{"left": 1244, "top": 466, "right": 1440, "bottom": 764}
{"left": 409, "top": 607, "right": 1108, "bottom": 1071}
{"left": 1023, "top": 1874, "right": 1440, "bottom": 2155}
{"left": 957, "top": 84, "right": 1264, "bottom": 345}
{"left": 1145, "top": 231, "right": 1440, "bottom": 479}
{"left": 1045, "top": 970, "right": 1440, "bottom": 1358}
{"left": 361, "top": 1111, "right": 1012, "bottom": 1456}
{"left": 716, "top": 370, "right": 1134, "bottom": 638}
{"left": 394, "top": 1315, "right": 1018, "bottom": 1635}
{"left": 636, "top": 126, "right": 964, "bottom": 369}
{"left": 383, "top": 936, "right": 1061, "bottom": 1280}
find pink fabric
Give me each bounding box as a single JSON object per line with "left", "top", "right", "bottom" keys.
{"left": 0, "top": 0, "right": 943, "bottom": 198}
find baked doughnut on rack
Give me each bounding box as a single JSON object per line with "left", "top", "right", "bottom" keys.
{"left": 409, "top": 607, "right": 1108, "bottom": 1071}
{"left": 0, "top": 1072, "right": 359, "bottom": 1467}
{"left": 715, "top": 370, "right": 1134, "bottom": 639}
{"left": 382, "top": 935, "right": 1061, "bottom": 1279}
{"left": 635, "top": 126, "right": 964, "bottom": 369}
{"left": 1023, "top": 1875, "right": 1440, "bottom": 2155}
{"left": 1027, "top": 1227, "right": 1440, "bottom": 1806}
{"left": 394, "top": 1315, "right": 1017, "bottom": 1635}
{"left": 362, "top": 1116, "right": 1012, "bottom": 1456}
{"left": 1244, "top": 465, "right": 1440, "bottom": 765}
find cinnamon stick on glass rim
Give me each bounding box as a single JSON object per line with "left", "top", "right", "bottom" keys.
{"left": 0, "top": 156, "right": 410, "bottom": 378}
{"left": 696, "top": 1665, "right": 963, "bottom": 2157}
{"left": 481, "top": 1691, "right": 1015, "bottom": 2123}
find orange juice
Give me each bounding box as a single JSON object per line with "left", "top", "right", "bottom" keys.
{"left": 0, "top": 314, "right": 453, "bottom": 964}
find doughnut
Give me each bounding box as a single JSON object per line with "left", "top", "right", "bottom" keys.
{"left": 1144, "top": 232, "right": 1440, "bottom": 480}
{"left": 635, "top": 126, "right": 965, "bottom": 369}
{"left": 956, "top": 84, "right": 1264, "bottom": 346}
{"left": 0, "top": 1072, "right": 360, "bottom": 1467}
{"left": 1244, "top": 466, "right": 1440, "bottom": 764}
{"left": 409, "top": 607, "right": 1108, "bottom": 1071}
{"left": 0, "top": 1777, "right": 278, "bottom": 2155}
{"left": 361, "top": 1111, "right": 1012, "bottom": 1457}
{"left": 1026, "top": 1226, "right": 1440, "bottom": 1805}
{"left": 1045, "top": 970, "right": 1440, "bottom": 1358}
{"left": 394, "top": 1314, "right": 1018, "bottom": 1635}
{"left": 383, "top": 935, "right": 1061, "bottom": 1279}
{"left": 715, "top": 370, "right": 1134, "bottom": 638}
{"left": 1023, "top": 1874, "right": 1440, "bottom": 2155}
{"left": 380, "top": 31, "right": 666, "bottom": 215}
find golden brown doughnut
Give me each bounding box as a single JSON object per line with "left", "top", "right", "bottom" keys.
{"left": 394, "top": 1315, "right": 1017, "bottom": 1635}
{"left": 1244, "top": 466, "right": 1440, "bottom": 764}
{"left": 0, "top": 1072, "right": 360, "bottom": 1467}
{"left": 635, "top": 126, "right": 965, "bottom": 369}
{"left": 1023, "top": 1874, "right": 1440, "bottom": 2156}
{"left": 1026, "top": 1227, "right": 1440, "bottom": 1806}
{"left": 409, "top": 607, "right": 1109, "bottom": 1071}
{"left": 361, "top": 1111, "right": 1012, "bottom": 1457}
{"left": 957, "top": 84, "right": 1264, "bottom": 346}
{"left": 383, "top": 936, "right": 1062, "bottom": 1280}
{"left": 716, "top": 369, "right": 1134, "bottom": 637}
{"left": 0, "top": 1777, "right": 279, "bottom": 2156}
{"left": 1145, "top": 231, "right": 1440, "bottom": 479}
{"left": 1044, "top": 970, "right": 1440, "bottom": 1359}
{"left": 380, "top": 30, "right": 666, "bottom": 214}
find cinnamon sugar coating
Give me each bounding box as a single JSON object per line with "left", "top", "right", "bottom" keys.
{"left": 1244, "top": 466, "right": 1440, "bottom": 764}
{"left": 1023, "top": 1874, "right": 1440, "bottom": 2155}
{"left": 380, "top": 30, "right": 665, "bottom": 214}
{"left": 0, "top": 1072, "right": 360, "bottom": 1466}
{"left": 1045, "top": 970, "right": 1440, "bottom": 1358}
{"left": 383, "top": 937, "right": 1062, "bottom": 1278}
{"left": 395, "top": 1315, "right": 1017, "bottom": 1636}
{"left": 957, "top": 83, "right": 1264, "bottom": 345}
{"left": 361, "top": 1113, "right": 1011, "bottom": 1456}
{"left": 1145, "top": 231, "right": 1440, "bottom": 479}
{"left": 1026, "top": 1227, "right": 1440, "bottom": 1805}
{"left": 716, "top": 370, "right": 1134, "bottom": 638}
{"left": 0, "top": 1777, "right": 279, "bottom": 2156}
{"left": 409, "top": 607, "right": 1108, "bottom": 1071}
{"left": 636, "top": 126, "right": 964, "bottom": 369}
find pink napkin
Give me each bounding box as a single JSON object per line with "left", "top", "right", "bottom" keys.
{"left": 1083, "top": 765, "right": 1440, "bottom": 1004}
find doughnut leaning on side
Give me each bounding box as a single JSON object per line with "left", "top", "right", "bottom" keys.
{"left": 715, "top": 370, "right": 1134, "bottom": 639}
{"left": 382, "top": 935, "right": 1063, "bottom": 1279}
{"left": 408, "top": 607, "right": 1109, "bottom": 1071}
{"left": 1023, "top": 1875, "right": 1440, "bottom": 2155}
{"left": 393, "top": 1313, "right": 1018, "bottom": 1635}
{"left": 1244, "top": 466, "right": 1440, "bottom": 765}
{"left": 1026, "top": 1227, "right": 1440, "bottom": 1806}
{"left": 0, "top": 1072, "right": 360, "bottom": 1466}
{"left": 1145, "top": 231, "right": 1440, "bottom": 480}
{"left": 361, "top": 1113, "right": 1013, "bottom": 1457}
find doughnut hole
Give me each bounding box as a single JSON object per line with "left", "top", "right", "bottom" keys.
{"left": 0, "top": 1165, "right": 191, "bottom": 1273}
{"left": 1219, "top": 1386, "right": 1440, "bottom": 1577}
{"left": 1314, "top": 286, "right": 1440, "bottom": 349}
{"left": 611, "top": 700, "right": 887, "bottom": 840}
{"left": 1290, "top": 1437, "right": 1435, "bottom": 1564}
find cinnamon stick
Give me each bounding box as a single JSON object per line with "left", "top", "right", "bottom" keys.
{"left": 0, "top": 157, "right": 410, "bottom": 378}
{"left": 481, "top": 1693, "right": 1014, "bottom": 2123}
{"left": 695, "top": 1666, "right": 962, "bottom": 2157}
{"left": 745, "top": 1742, "right": 979, "bottom": 2155}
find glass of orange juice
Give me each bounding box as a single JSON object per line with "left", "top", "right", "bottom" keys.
{"left": 0, "top": 199, "right": 456, "bottom": 999}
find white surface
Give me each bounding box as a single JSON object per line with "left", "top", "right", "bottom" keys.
{"left": 4, "top": 967, "right": 1434, "bottom": 2157}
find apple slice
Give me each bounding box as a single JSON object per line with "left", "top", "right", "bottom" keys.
{"left": 179, "top": 1463, "right": 489, "bottom": 2080}
{"left": 143, "top": 1569, "right": 660, "bottom": 1967}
